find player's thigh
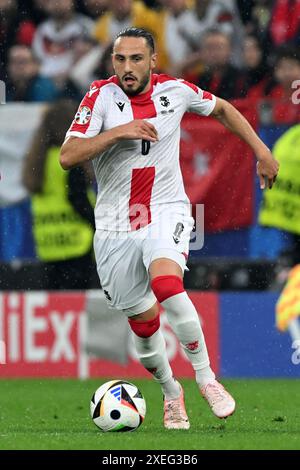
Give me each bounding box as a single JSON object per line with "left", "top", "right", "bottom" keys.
{"left": 94, "top": 231, "right": 154, "bottom": 312}
{"left": 149, "top": 258, "right": 183, "bottom": 280}
{"left": 143, "top": 205, "right": 194, "bottom": 273}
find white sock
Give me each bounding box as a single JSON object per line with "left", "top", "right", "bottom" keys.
{"left": 162, "top": 291, "right": 215, "bottom": 384}
{"left": 196, "top": 366, "right": 216, "bottom": 388}
{"left": 161, "top": 377, "right": 181, "bottom": 400}
{"left": 133, "top": 329, "right": 180, "bottom": 400}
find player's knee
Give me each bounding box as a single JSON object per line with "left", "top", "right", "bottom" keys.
{"left": 151, "top": 275, "right": 184, "bottom": 303}
{"left": 128, "top": 314, "right": 160, "bottom": 338}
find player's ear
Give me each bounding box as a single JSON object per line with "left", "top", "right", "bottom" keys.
{"left": 150, "top": 53, "right": 157, "bottom": 70}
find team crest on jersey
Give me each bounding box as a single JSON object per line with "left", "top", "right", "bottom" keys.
{"left": 160, "top": 96, "right": 170, "bottom": 107}
{"left": 75, "top": 106, "right": 91, "bottom": 125}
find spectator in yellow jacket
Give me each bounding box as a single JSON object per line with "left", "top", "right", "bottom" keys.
{"left": 93, "top": 0, "right": 169, "bottom": 71}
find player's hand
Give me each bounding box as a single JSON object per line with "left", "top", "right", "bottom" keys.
{"left": 256, "top": 151, "right": 279, "bottom": 189}
{"left": 117, "top": 119, "right": 158, "bottom": 142}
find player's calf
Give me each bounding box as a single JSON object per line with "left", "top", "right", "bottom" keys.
{"left": 128, "top": 313, "right": 183, "bottom": 404}
{"left": 151, "top": 275, "right": 216, "bottom": 382}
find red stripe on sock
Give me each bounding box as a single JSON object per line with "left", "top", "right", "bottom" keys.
{"left": 128, "top": 315, "right": 160, "bottom": 338}
{"left": 151, "top": 275, "right": 184, "bottom": 303}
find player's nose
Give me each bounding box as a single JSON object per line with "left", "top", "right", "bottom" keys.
{"left": 123, "top": 59, "right": 133, "bottom": 73}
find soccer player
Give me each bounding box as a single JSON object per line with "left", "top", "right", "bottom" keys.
{"left": 60, "top": 28, "right": 279, "bottom": 429}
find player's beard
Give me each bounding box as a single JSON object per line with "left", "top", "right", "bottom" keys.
{"left": 120, "top": 70, "right": 151, "bottom": 96}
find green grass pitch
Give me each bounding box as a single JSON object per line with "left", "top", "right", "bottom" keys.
{"left": 0, "top": 378, "right": 299, "bottom": 450}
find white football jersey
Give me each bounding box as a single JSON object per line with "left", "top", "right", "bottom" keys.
{"left": 66, "top": 74, "right": 216, "bottom": 231}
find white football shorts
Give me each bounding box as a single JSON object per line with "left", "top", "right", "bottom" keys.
{"left": 93, "top": 203, "right": 194, "bottom": 316}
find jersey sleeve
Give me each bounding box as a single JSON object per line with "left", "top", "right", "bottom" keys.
{"left": 65, "top": 82, "right": 104, "bottom": 140}
{"left": 179, "top": 80, "right": 216, "bottom": 116}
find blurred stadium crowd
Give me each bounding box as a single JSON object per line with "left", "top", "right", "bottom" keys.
{"left": 1, "top": 0, "right": 300, "bottom": 104}
{"left": 1, "top": 0, "right": 300, "bottom": 290}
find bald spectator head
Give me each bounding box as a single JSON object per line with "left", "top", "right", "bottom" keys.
{"left": 110, "top": 0, "right": 132, "bottom": 21}
{"left": 83, "top": 0, "right": 108, "bottom": 17}
{"left": 201, "top": 30, "right": 232, "bottom": 69}
{"left": 8, "top": 45, "right": 39, "bottom": 84}
{"left": 164, "top": 0, "right": 187, "bottom": 14}
{"left": 47, "top": 0, "right": 74, "bottom": 21}
{"left": 0, "top": 0, "right": 17, "bottom": 17}
{"left": 0, "top": 0, "right": 15, "bottom": 9}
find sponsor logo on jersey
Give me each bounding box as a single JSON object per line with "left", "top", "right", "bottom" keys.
{"left": 116, "top": 101, "right": 125, "bottom": 112}
{"left": 75, "top": 106, "right": 91, "bottom": 125}
{"left": 173, "top": 222, "right": 184, "bottom": 244}
{"left": 161, "top": 109, "right": 174, "bottom": 115}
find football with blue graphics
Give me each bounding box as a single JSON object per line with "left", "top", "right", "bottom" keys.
{"left": 90, "top": 380, "right": 146, "bottom": 432}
